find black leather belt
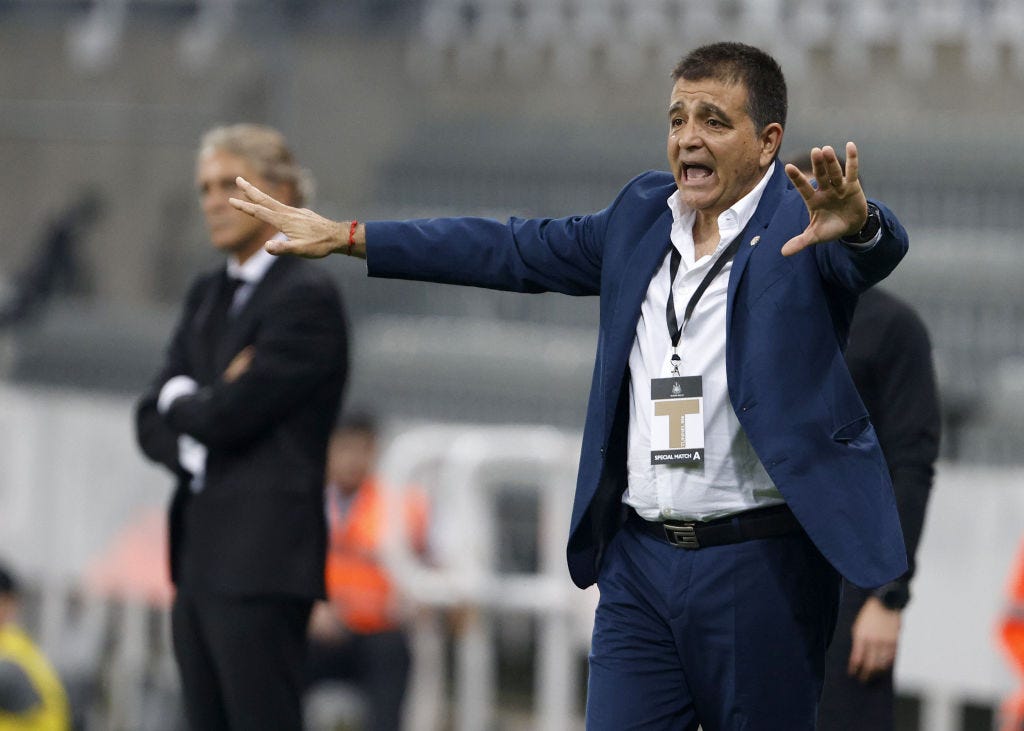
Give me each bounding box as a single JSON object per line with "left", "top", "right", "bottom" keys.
{"left": 629, "top": 504, "right": 801, "bottom": 550}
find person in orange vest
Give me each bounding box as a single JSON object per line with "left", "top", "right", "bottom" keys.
{"left": 998, "top": 541, "right": 1024, "bottom": 731}
{"left": 0, "top": 562, "right": 70, "bottom": 731}
{"left": 305, "top": 413, "right": 428, "bottom": 731}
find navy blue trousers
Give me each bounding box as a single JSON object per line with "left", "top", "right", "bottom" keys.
{"left": 587, "top": 516, "right": 840, "bottom": 730}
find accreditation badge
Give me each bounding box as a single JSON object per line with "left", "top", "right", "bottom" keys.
{"left": 650, "top": 376, "right": 705, "bottom": 465}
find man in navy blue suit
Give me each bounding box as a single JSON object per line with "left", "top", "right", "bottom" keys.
{"left": 231, "top": 42, "right": 909, "bottom": 731}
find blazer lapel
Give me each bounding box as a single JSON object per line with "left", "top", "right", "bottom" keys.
{"left": 726, "top": 162, "right": 789, "bottom": 318}
{"left": 189, "top": 272, "right": 228, "bottom": 384}
{"left": 604, "top": 208, "right": 673, "bottom": 424}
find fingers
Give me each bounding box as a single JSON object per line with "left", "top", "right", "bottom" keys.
{"left": 848, "top": 636, "right": 865, "bottom": 678}
{"left": 235, "top": 177, "right": 289, "bottom": 211}
{"left": 263, "top": 236, "right": 332, "bottom": 259}
{"left": 265, "top": 238, "right": 293, "bottom": 256}
{"left": 855, "top": 653, "right": 894, "bottom": 683}
{"left": 780, "top": 231, "right": 811, "bottom": 257}
{"left": 228, "top": 197, "right": 278, "bottom": 227}
{"left": 844, "top": 141, "right": 859, "bottom": 185}
{"left": 809, "top": 146, "right": 829, "bottom": 188}
{"left": 848, "top": 637, "right": 896, "bottom": 682}
{"left": 229, "top": 177, "right": 293, "bottom": 227}
{"left": 223, "top": 345, "right": 255, "bottom": 383}
{"left": 811, "top": 145, "right": 843, "bottom": 189}
{"left": 803, "top": 144, "right": 858, "bottom": 190}
{"left": 784, "top": 163, "right": 817, "bottom": 199}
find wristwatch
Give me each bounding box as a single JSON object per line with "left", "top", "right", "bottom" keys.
{"left": 874, "top": 580, "right": 910, "bottom": 611}
{"left": 840, "top": 202, "right": 882, "bottom": 245}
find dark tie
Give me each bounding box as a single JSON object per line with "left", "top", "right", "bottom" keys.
{"left": 204, "top": 272, "right": 244, "bottom": 352}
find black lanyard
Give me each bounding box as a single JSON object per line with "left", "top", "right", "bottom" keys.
{"left": 665, "top": 224, "right": 750, "bottom": 372}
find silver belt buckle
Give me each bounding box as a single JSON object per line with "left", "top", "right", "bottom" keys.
{"left": 663, "top": 521, "right": 700, "bottom": 549}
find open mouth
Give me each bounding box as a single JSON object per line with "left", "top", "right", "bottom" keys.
{"left": 682, "top": 163, "right": 714, "bottom": 182}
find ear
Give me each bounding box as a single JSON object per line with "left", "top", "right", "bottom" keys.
{"left": 759, "top": 123, "right": 784, "bottom": 167}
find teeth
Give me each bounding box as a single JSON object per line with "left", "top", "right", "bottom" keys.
{"left": 684, "top": 164, "right": 712, "bottom": 180}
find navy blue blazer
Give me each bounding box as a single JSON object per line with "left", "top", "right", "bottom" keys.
{"left": 366, "top": 162, "right": 910, "bottom": 590}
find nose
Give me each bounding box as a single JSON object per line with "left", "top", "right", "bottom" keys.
{"left": 675, "top": 120, "right": 703, "bottom": 153}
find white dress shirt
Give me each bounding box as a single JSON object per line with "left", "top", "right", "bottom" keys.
{"left": 624, "top": 164, "right": 785, "bottom": 521}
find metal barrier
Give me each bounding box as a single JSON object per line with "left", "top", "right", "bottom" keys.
{"left": 376, "top": 423, "right": 592, "bottom": 731}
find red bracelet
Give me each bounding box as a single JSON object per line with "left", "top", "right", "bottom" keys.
{"left": 347, "top": 220, "right": 359, "bottom": 255}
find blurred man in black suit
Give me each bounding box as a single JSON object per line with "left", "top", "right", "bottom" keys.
{"left": 136, "top": 124, "right": 348, "bottom": 730}
{"left": 787, "top": 153, "right": 941, "bottom": 731}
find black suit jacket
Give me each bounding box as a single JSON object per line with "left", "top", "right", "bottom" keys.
{"left": 845, "top": 286, "right": 940, "bottom": 594}
{"left": 135, "top": 255, "right": 348, "bottom": 599}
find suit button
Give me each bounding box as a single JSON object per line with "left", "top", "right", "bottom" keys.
{"left": 600, "top": 446, "right": 606, "bottom": 456}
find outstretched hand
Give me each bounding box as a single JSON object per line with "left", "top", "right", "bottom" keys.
{"left": 228, "top": 178, "right": 359, "bottom": 259}
{"left": 781, "top": 142, "right": 869, "bottom": 257}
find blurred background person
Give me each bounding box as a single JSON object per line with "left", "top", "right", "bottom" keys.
{"left": 0, "top": 561, "right": 70, "bottom": 731}
{"left": 305, "top": 412, "right": 428, "bottom": 731}
{"left": 788, "top": 153, "right": 943, "bottom": 730}
{"left": 134, "top": 124, "right": 349, "bottom": 730}
{"left": 0, "top": 190, "right": 97, "bottom": 332}
{"left": 998, "top": 542, "right": 1024, "bottom": 731}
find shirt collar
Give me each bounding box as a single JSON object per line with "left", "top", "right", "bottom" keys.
{"left": 226, "top": 233, "right": 283, "bottom": 283}
{"left": 666, "top": 161, "right": 775, "bottom": 236}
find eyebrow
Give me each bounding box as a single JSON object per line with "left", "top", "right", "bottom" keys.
{"left": 668, "top": 100, "right": 734, "bottom": 126}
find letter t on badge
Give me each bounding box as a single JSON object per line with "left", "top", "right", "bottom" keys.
{"left": 649, "top": 376, "right": 705, "bottom": 465}
{"left": 655, "top": 399, "right": 700, "bottom": 447}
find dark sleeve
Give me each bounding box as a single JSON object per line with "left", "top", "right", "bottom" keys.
{"left": 0, "top": 659, "right": 42, "bottom": 714}
{"left": 364, "top": 172, "right": 661, "bottom": 295}
{"left": 164, "top": 275, "right": 347, "bottom": 449}
{"left": 864, "top": 300, "right": 941, "bottom": 588}
{"left": 814, "top": 200, "right": 909, "bottom": 295}
{"left": 134, "top": 277, "right": 207, "bottom": 476}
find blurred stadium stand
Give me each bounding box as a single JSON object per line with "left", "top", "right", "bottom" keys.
{"left": 0, "top": 1, "right": 1022, "bottom": 729}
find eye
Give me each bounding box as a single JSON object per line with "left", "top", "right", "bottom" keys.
{"left": 670, "top": 117, "right": 683, "bottom": 129}
{"left": 706, "top": 118, "right": 722, "bottom": 129}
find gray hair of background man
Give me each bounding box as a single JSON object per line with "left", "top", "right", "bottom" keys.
{"left": 672, "top": 42, "right": 788, "bottom": 134}
{"left": 198, "top": 123, "right": 315, "bottom": 207}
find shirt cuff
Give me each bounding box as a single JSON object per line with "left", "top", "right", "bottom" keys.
{"left": 158, "top": 375, "right": 198, "bottom": 415}
{"left": 177, "top": 434, "right": 207, "bottom": 477}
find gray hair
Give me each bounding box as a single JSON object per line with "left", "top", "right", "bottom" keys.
{"left": 198, "top": 123, "right": 314, "bottom": 206}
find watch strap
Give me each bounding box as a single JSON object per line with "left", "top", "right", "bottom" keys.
{"left": 840, "top": 202, "right": 882, "bottom": 245}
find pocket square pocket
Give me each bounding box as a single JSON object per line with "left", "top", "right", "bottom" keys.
{"left": 831, "top": 415, "right": 871, "bottom": 443}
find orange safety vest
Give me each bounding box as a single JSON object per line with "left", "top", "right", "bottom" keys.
{"left": 323, "top": 478, "right": 427, "bottom": 635}
{"left": 998, "top": 542, "right": 1024, "bottom": 731}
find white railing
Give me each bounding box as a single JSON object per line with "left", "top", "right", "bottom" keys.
{"left": 376, "top": 423, "right": 592, "bottom": 731}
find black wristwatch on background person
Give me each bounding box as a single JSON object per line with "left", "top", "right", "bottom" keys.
{"left": 873, "top": 580, "right": 911, "bottom": 610}
{"left": 839, "top": 202, "right": 882, "bottom": 245}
